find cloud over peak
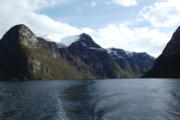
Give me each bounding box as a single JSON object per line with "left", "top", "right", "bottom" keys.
{"left": 0, "top": 0, "right": 175, "bottom": 57}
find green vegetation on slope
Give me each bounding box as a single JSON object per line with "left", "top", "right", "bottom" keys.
{"left": 22, "top": 45, "right": 94, "bottom": 80}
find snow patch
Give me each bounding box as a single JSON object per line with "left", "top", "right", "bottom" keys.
{"left": 107, "top": 48, "right": 135, "bottom": 58}
{"left": 106, "top": 48, "right": 114, "bottom": 54}
{"left": 124, "top": 50, "right": 134, "bottom": 57}
{"left": 89, "top": 47, "right": 106, "bottom": 52}
{"left": 43, "top": 33, "right": 81, "bottom": 48}
{"left": 80, "top": 41, "right": 87, "bottom": 47}
{"left": 44, "top": 33, "right": 62, "bottom": 43}
{"left": 60, "top": 35, "right": 80, "bottom": 46}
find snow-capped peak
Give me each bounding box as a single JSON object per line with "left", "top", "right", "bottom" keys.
{"left": 43, "top": 33, "right": 81, "bottom": 48}
{"left": 44, "top": 33, "right": 62, "bottom": 43}
{"left": 107, "top": 48, "right": 135, "bottom": 58}
{"left": 43, "top": 33, "right": 101, "bottom": 49}
{"left": 60, "top": 35, "right": 80, "bottom": 46}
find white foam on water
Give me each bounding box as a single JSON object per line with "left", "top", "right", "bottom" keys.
{"left": 53, "top": 97, "right": 69, "bottom": 120}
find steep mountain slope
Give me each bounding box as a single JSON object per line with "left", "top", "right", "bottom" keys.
{"left": 0, "top": 24, "right": 155, "bottom": 80}
{"left": 144, "top": 26, "right": 180, "bottom": 78}
{"left": 60, "top": 33, "right": 128, "bottom": 78}
{"left": 107, "top": 48, "right": 155, "bottom": 77}
{"left": 0, "top": 24, "right": 93, "bottom": 80}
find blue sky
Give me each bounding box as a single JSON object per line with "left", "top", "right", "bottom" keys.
{"left": 0, "top": 0, "right": 180, "bottom": 57}
{"left": 40, "top": 0, "right": 156, "bottom": 28}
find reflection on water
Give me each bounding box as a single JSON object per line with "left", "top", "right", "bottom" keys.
{"left": 0, "top": 79, "right": 180, "bottom": 120}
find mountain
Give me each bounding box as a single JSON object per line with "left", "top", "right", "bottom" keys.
{"left": 0, "top": 24, "right": 94, "bottom": 80}
{"left": 107, "top": 48, "right": 155, "bottom": 77}
{"left": 59, "top": 33, "right": 128, "bottom": 78}
{"left": 144, "top": 26, "right": 180, "bottom": 78}
{"left": 0, "top": 24, "right": 154, "bottom": 80}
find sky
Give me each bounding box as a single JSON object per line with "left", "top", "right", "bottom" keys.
{"left": 0, "top": 0, "right": 180, "bottom": 57}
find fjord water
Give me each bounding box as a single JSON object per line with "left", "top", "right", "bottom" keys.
{"left": 0, "top": 79, "right": 180, "bottom": 120}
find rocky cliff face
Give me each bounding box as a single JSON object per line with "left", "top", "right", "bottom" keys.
{"left": 0, "top": 25, "right": 92, "bottom": 80}
{"left": 0, "top": 25, "right": 33, "bottom": 79}
{"left": 144, "top": 26, "right": 180, "bottom": 78}
{"left": 0, "top": 24, "right": 155, "bottom": 80}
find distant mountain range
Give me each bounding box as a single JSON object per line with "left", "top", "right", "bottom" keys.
{"left": 0, "top": 24, "right": 154, "bottom": 80}
{"left": 107, "top": 48, "right": 154, "bottom": 77}
{"left": 144, "top": 26, "right": 180, "bottom": 78}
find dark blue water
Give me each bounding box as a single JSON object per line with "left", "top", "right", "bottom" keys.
{"left": 0, "top": 79, "right": 180, "bottom": 120}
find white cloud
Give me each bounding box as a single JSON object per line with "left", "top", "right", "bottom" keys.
{"left": 81, "top": 27, "right": 95, "bottom": 34}
{"left": 44, "top": 33, "right": 63, "bottom": 43}
{"left": 0, "top": 0, "right": 171, "bottom": 57}
{"left": 88, "top": 24, "right": 170, "bottom": 57}
{"left": 139, "top": 0, "right": 180, "bottom": 27}
{"left": 107, "top": 0, "right": 137, "bottom": 7}
{"left": 45, "top": 23, "right": 169, "bottom": 57}
{"left": 90, "top": 0, "right": 97, "bottom": 7}
{"left": 0, "top": 0, "right": 81, "bottom": 38}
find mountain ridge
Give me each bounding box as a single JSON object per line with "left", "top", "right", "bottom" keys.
{"left": 0, "top": 24, "right": 93, "bottom": 80}
{"left": 107, "top": 48, "right": 155, "bottom": 77}
{"left": 0, "top": 24, "right": 154, "bottom": 80}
